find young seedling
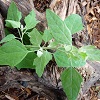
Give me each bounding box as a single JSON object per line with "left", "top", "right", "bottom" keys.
{"left": 0, "top": 2, "right": 100, "bottom": 100}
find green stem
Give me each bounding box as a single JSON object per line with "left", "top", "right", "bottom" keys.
{"left": 42, "top": 46, "right": 58, "bottom": 50}
{"left": 25, "top": 45, "right": 40, "bottom": 49}
{"left": 21, "top": 31, "right": 24, "bottom": 44}
{"left": 25, "top": 45, "right": 60, "bottom": 50}
{"left": 17, "top": 28, "right": 24, "bottom": 44}
{"left": 17, "top": 28, "right": 22, "bottom": 40}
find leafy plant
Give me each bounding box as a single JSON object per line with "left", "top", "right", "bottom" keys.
{"left": 0, "top": 2, "right": 100, "bottom": 100}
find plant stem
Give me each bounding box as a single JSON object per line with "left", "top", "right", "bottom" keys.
{"left": 17, "top": 28, "right": 25, "bottom": 44}
{"left": 17, "top": 28, "right": 22, "bottom": 40}
{"left": 25, "top": 45, "right": 60, "bottom": 50}
{"left": 25, "top": 45, "right": 40, "bottom": 49}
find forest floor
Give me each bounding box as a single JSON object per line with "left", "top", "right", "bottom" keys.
{"left": 0, "top": 0, "right": 100, "bottom": 100}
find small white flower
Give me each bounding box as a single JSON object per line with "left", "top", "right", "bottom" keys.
{"left": 37, "top": 48, "right": 43, "bottom": 57}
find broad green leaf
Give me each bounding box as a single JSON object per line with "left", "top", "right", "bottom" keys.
{"left": 6, "top": 2, "right": 21, "bottom": 27}
{"left": 0, "top": 34, "right": 16, "bottom": 44}
{"left": 54, "top": 47, "right": 87, "bottom": 67}
{"left": 24, "top": 10, "right": 38, "bottom": 30}
{"left": 80, "top": 45, "right": 100, "bottom": 61}
{"left": 64, "top": 14, "right": 84, "bottom": 34}
{"left": 48, "top": 40, "right": 60, "bottom": 48}
{"left": 16, "top": 52, "right": 37, "bottom": 69}
{"left": 46, "top": 9, "right": 72, "bottom": 45}
{"left": 42, "top": 29, "right": 53, "bottom": 42}
{"left": 0, "top": 39, "right": 28, "bottom": 67}
{"left": 33, "top": 51, "right": 52, "bottom": 77}
{"left": 61, "top": 67, "right": 83, "bottom": 100}
{"left": 54, "top": 49, "right": 70, "bottom": 67}
{"left": 5, "top": 20, "right": 20, "bottom": 28}
{"left": 69, "top": 52, "right": 86, "bottom": 67}
{"left": 29, "top": 28, "right": 42, "bottom": 46}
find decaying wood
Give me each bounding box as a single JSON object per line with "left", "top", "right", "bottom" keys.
{"left": 0, "top": 0, "right": 32, "bottom": 18}
{"left": 77, "top": 61, "right": 100, "bottom": 99}
{"left": 82, "top": 61, "right": 100, "bottom": 94}
{"left": 0, "top": 14, "right": 5, "bottom": 41}
{"left": 0, "top": 0, "right": 78, "bottom": 23}
{"left": 0, "top": 67, "right": 66, "bottom": 100}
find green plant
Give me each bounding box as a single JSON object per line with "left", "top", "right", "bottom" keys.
{"left": 0, "top": 2, "right": 100, "bottom": 100}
